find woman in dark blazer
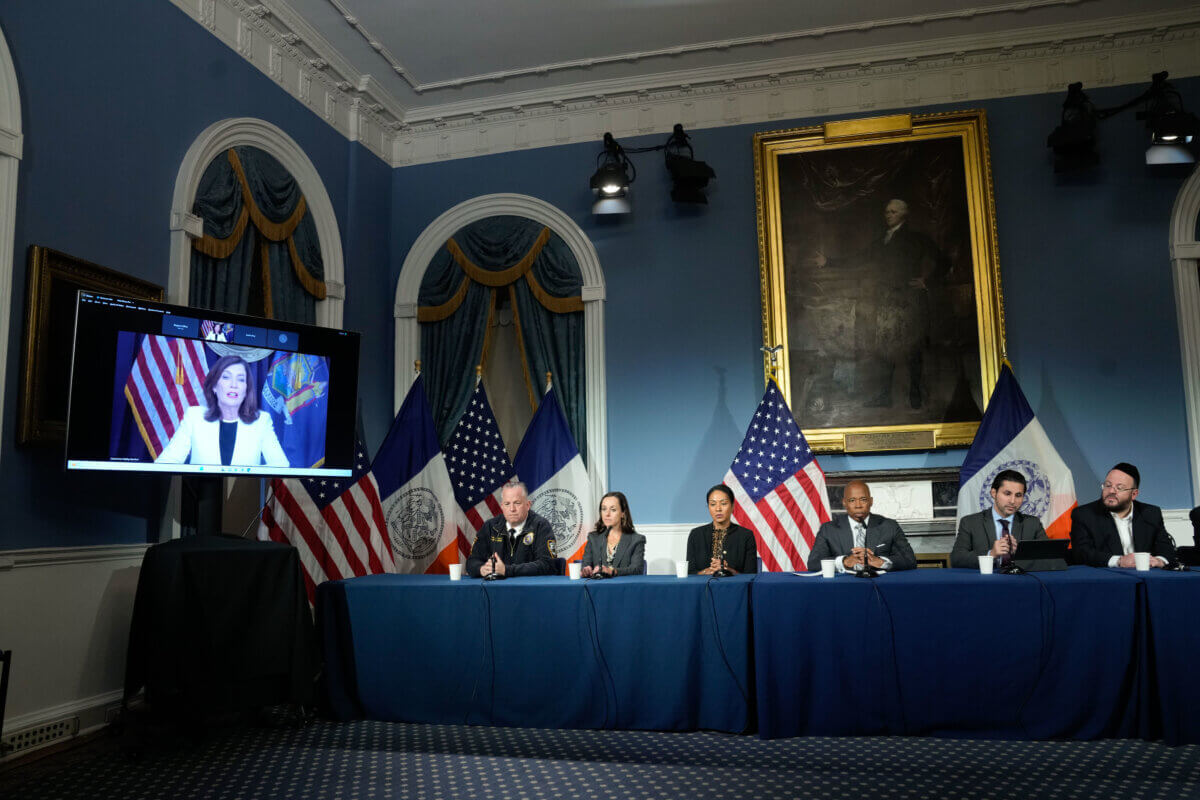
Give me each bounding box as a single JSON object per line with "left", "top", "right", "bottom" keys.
{"left": 580, "top": 491, "right": 646, "bottom": 577}
{"left": 686, "top": 484, "right": 759, "bottom": 575}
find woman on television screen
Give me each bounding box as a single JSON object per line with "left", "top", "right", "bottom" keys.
{"left": 155, "top": 354, "right": 289, "bottom": 468}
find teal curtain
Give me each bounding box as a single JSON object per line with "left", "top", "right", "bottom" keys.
{"left": 190, "top": 146, "right": 324, "bottom": 323}
{"left": 418, "top": 215, "right": 587, "bottom": 463}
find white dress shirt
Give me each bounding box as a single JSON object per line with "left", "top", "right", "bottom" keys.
{"left": 1107, "top": 508, "right": 1135, "bottom": 568}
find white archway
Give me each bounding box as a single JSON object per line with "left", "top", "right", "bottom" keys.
{"left": 168, "top": 117, "right": 345, "bottom": 327}
{"left": 0, "top": 27, "right": 23, "bottom": 463}
{"left": 1170, "top": 165, "right": 1200, "bottom": 504}
{"left": 395, "top": 193, "right": 608, "bottom": 494}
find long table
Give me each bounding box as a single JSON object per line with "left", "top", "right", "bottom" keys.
{"left": 753, "top": 567, "right": 1143, "bottom": 740}
{"left": 316, "top": 567, "right": 1200, "bottom": 743}
{"left": 318, "top": 574, "right": 753, "bottom": 732}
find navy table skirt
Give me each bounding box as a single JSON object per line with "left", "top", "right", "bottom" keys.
{"left": 1133, "top": 569, "right": 1200, "bottom": 745}
{"left": 752, "top": 567, "right": 1143, "bottom": 740}
{"left": 317, "top": 574, "right": 753, "bottom": 732}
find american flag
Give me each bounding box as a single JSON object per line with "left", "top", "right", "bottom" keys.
{"left": 123, "top": 335, "right": 208, "bottom": 458}
{"left": 723, "top": 379, "right": 832, "bottom": 572}
{"left": 259, "top": 435, "right": 394, "bottom": 602}
{"left": 445, "top": 382, "right": 514, "bottom": 554}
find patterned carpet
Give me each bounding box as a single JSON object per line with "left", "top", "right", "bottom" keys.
{"left": 3, "top": 714, "right": 1200, "bottom": 800}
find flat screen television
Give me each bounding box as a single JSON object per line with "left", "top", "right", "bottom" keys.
{"left": 65, "top": 291, "right": 360, "bottom": 478}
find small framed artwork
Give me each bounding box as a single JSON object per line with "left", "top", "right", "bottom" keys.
{"left": 754, "top": 110, "right": 1006, "bottom": 453}
{"left": 18, "top": 246, "right": 163, "bottom": 445}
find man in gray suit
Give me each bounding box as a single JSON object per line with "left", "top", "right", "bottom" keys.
{"left": 951, "top": 469, "right": 1047, "bottom": 568}
{"left": 808, "top": 481, "right": 917, "bottom": 573}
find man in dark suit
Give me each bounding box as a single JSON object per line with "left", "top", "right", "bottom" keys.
{"left": 808, "top": 480, "right": 916, "bottom": 573}
{"left": 1070, "top": 462, "right": 1177, "bottom": 568}
{"left": 467, "top": 482, "right": 558, "bottom": 577}
{"left": 951, "top": 469, "right": 1047, "bottom": 568}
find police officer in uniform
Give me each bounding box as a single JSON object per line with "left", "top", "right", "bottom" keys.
{"left": 467, "top": 482, "right": 558, "bottom": 577}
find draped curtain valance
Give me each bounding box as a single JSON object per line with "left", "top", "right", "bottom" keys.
{"left": 190, "top": 146, "right": 325, "bottom": 322}
{"left": 418, "top": 215, "right": 586, "bottom": 462}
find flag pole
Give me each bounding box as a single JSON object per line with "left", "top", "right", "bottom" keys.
{"left": 475, "top": 364, "right": 482, "bottom": 386}
{"left": 761, "top": 345, "right": 783, "bottom": 387}
{"left": 545, "top": 371, "right": 552, "bottom": 392}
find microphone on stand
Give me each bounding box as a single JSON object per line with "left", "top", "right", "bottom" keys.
{"left": 482, "top": 552, "right": 505, "bottom": 581}
{"left": 713, "top": 548, "right": 734, "bottom": 577}
{"left": 853, "top": 549, "right": 878, "bottom": 579}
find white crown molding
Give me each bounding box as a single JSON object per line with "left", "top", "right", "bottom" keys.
{"left": 395, "top": 193, "right": 608, "bottom": 497}
{"left": 391, "top": 11, "right": 1200, "bottom": 165}
{"left": 169, "top": 0, "right": 404, "bottom": 163}
{"left": 176, "top": 1, "right": 1200, "bottom": 167}
{"left": 329, "top": 0, "right": 1088, "bottom": 94}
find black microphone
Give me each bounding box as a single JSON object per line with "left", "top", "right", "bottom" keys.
{"left": 482, "top": 551, "right": 505, "bottom": 581}
{"left": 713, "top": 548, "right": 733, "bottom": 577}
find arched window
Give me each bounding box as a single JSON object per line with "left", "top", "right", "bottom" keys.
{"left": 0, "top": 29, "right": 22, "bottom": 461}
{"left": 395, "top": 194, "right": 608, "bottom": 495}
{"left": 169, "top": 118, "right": 344, "bottom": 326}
{"left": 1169, "top": 170, "right": 1200, "bottom": 503}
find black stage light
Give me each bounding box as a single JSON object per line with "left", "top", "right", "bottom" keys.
{"left": 664, "top": 124, "right": 716, "bottom": 204}
{"left": 590, "top": 132, "right": 634, "bottom": 214}
{"left": 1047, "top": 82, "right": 1100, "bottom": 173}
{"left": 1139, "top": 72, "right": 1199, "bottom": 165}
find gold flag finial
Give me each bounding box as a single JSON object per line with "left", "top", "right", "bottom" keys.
{"left": 414, "top": 360, "right": 421, "bottom": 374}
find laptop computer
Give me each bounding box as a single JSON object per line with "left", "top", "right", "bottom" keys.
{"left": 1012, "top": 538, "right": 1070, "bottom": 571}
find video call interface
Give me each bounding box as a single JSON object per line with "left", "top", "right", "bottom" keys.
{"left": 65, "top": 292, "right": 360, "bottom": 477}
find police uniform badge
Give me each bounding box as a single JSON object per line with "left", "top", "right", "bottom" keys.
{"left": 521, "top": 531, "right": 534, "bottom": 547}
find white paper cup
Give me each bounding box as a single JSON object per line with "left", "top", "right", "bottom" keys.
{"left": 1134, "top": 552, "right": 1151, "bottom": 571}
{"left": 978, "top": 555, "right": 994, "bottom": 575}
{"left": 448, "top": 563, "right": 463, "bottom": 581}
{"left": 821, "top": 559, "right": 837, "bottom": 578}
{"left": 675, "top": 560, "right": 689, "bottom": 578}
{"left": 568, "top": 562, "right": 582, "bottom": 580}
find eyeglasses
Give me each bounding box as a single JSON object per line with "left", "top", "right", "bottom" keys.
{"left": 1101, "top": 482, "right": 1134, "bottom": 493}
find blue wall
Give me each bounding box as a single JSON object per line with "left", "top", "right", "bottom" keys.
{"left": 0, "top": 2, "right": 394, "bottom": 547}
{"left": 391, "top": 83, "right": 1200, "bottom": 522}
{"left": 1, "top": 1, "right": 1196, "bottom": 548}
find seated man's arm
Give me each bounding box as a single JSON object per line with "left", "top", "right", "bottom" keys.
{"left": 886, "top": 523, "right": 918, "bottom": 571}
{"left": 807, "top": 527, "right": 835, "bottom": 572}
{"left": 1068, "top": 507, "right": 1113, "bottom": 567}
{"left": 466, "top": 527, "right": 492, "bottom": 578}
{"left": 949, "top": 520, "right": 981, "bottom": 569}
{"left": 1146, "top": 506, "right": 1178, "bottom": 565}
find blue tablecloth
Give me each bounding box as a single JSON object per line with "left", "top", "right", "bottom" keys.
{"left": 317, "top": 574, "right": 752, "bottom": 732}
{"left": 1131, "top": 568, "right": 1200, "bottom": 745}
{"left": 752, "top": 567, "right": 1143, "bottom": 740}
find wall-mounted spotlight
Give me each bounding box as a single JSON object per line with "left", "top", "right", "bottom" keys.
{"left": 1139, "top": 72, "right": 1200, "bottom": 165}
{"left": 589, "top": 124, "right": 716, "bottom": 214}
{"left": 590, "top": 133, "right": 635, "bottom": 215}
{"left": 664, "top": 124, "right": 716, "bottom": 204}
{"left": 1046, "top": 71, "right": 1199, "bottom": 171}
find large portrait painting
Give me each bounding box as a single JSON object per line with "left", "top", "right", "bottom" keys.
{"left": 754, "top": 111, "right": 1005, "bottom": 453}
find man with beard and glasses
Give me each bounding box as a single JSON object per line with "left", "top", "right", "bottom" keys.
{"left": 951, "top": 469, "right": 1048, "bottom": 568}
{"left": 1069, "top": 462, "right": 1177, "bottom": 568}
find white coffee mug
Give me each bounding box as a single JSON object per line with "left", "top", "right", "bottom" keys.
{"left": 820, "top": 559, "right": 836, "bottom": 578}
{"left": 978, "top": 555, "right": 994, "bottom": 575}
{"left": 448, "top": 563, "right": 463, "bottom": 581}
{"left": 675, "top": 560, "right": 689, "bottom": 578}
{"left": 1134, "top": 552, "right": 1151, "bottom": 571}
{"left": 568, "top": 562, "right": 582, "bottom": 580}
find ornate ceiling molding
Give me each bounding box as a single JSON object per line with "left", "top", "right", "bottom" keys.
{"left": 171, "top": 0, "right": 1200, "bottom": 167}
{"left": 324, "top": 0, "right": 1092, "bottom": 94}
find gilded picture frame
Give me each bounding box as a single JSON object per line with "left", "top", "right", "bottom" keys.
{"left": 18, "top": 246, "right": 163, "bottom": 445}
{"left": 753, "top": 110, "right": 1005, "bottom": 453}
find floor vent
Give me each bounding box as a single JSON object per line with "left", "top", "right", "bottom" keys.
{"left": 2, "top": 716, "right": 80, "bottom": 756}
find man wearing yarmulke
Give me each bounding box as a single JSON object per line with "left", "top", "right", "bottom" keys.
{"left": 1069, "top": 462, "right": 1178, "bottom": 568}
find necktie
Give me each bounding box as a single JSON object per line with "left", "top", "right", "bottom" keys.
{"left": 508, "top": 528, "right": 517, "bottom": 551}
{"left": 999, "top": 518, "right": 1011, "bottom": 565}
{"left": 854, "top": 523, "right": 865, "bottom": 549}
